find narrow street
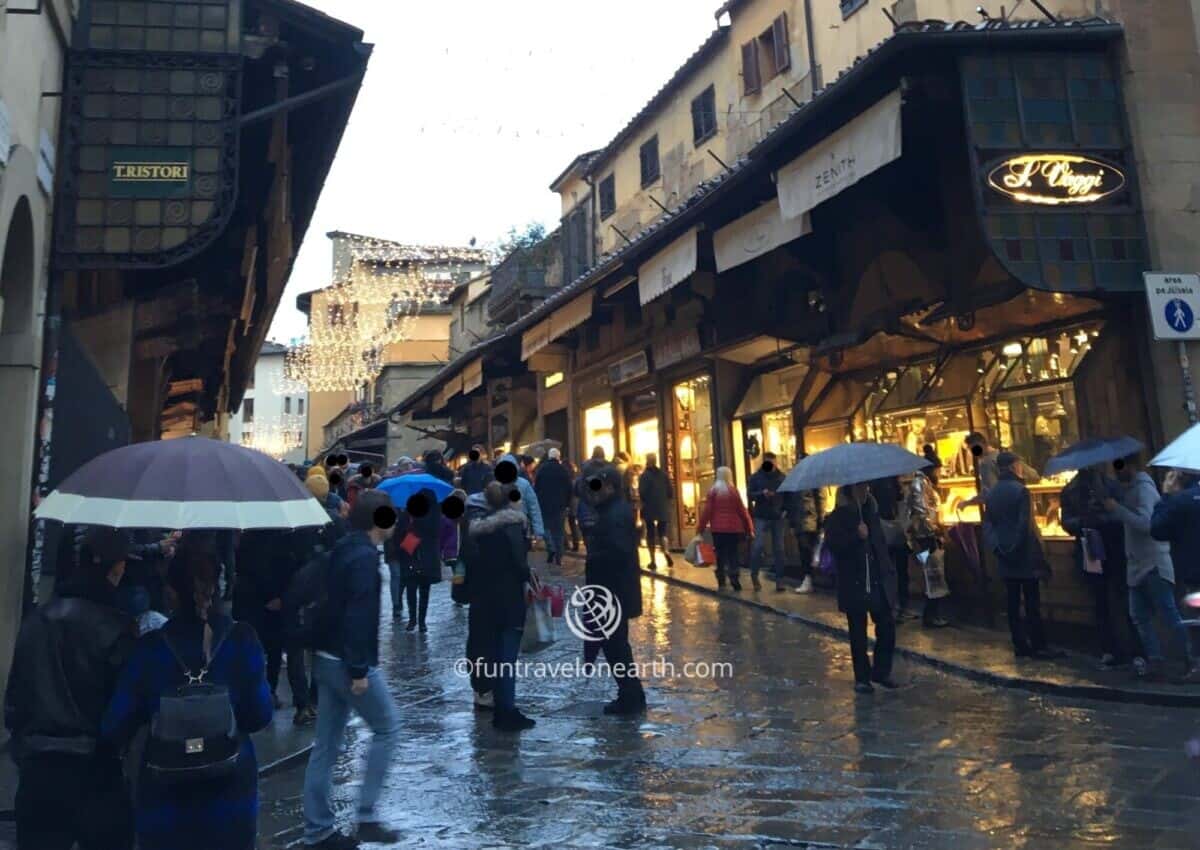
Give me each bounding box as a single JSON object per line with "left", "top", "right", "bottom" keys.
{"left": 255, "top": 558, "right": 1200, "bottom": 850}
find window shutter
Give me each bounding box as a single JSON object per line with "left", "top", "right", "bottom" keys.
{"left": 772, "top": 14, "right": 791, "bottom": 73}
{"left": 742, "top": 41, "right": 761, "bottom": 94}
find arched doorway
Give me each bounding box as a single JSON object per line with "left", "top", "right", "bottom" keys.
{"left": 0, "top": 197, "right": 35, "bottom": 337}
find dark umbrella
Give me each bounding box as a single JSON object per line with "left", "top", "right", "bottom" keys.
{"left": 34, "top": 436, "right": 330, "bottom": 530}
{"left": 778, "top": 442, "right": 931, "bottom": 492}
{"left": 1043, "top": 436, "right": 1144, "bottom": 477}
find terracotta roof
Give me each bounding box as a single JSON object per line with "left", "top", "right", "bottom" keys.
{"left": 549, "top": 150, "right": 602, "bottom": 193}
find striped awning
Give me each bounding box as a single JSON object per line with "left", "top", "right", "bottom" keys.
{"left": 521, "top": 290, "right": 596, "bottom": 361}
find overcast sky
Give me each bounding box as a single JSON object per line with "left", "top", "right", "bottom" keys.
{"left": 268, "top": 0, "right": 718, "bottom": 342}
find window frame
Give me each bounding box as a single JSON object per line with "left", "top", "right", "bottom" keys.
{"left": 599, "top": 173, "right": 616, "bottom": 221}
{"left": 639, "top": 135, "right": 661, "bottom": 188}
{"left": 242, "top": 397, "right": 254, "bottom": 423}
{"left": 691, "top": 85, "right": 718, "bottom": 146}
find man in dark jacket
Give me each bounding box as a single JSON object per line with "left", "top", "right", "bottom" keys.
{"left": 5, "top": 527, "right": 137, "bottom": 850}
{"left": 984, "top": 452, "right": 1057, "bottom": 660}
{"left": 424, "top": 449, "right": 456, "bottom": 485}
{"left": 583, "top": 465, "right": 646, "bottom": 715}
{"left": 825, "top": 484, "right": 897, "bottom": 693}
{"left": 749, "top": 453, "right": 787, "bottom": 592}
{"left": 534, "top": 448, "right": 574, "bottom": 565}
{"left": 1151, "top": 470, "right": 1200, "bottom": 673}
{"left": 459, "top": 445, "right": 493, "bottom": 495}
{"left": 466, "top": 483, "right": 535, "bottom": 731}
{"left": 638, "top": 452, "right": 673, "bottom": 571}
{"left": 303, "top": 490, "right": 401, "bottom": 848}
{"left": 574, "top": 447, "right": 609, "bottom": 548}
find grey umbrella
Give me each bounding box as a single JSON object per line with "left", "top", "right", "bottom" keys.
{"left": 34, "top": 436, "right": 330, "bottom": 530}
{"left": 1043, "top": 436, "right": 1144, "bottom": 476}
{"left": 779, "top": 442, "right": 931, "bottom": 492}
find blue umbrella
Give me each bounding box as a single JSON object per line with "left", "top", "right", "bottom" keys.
{"left": 1043, "top": 437, "right": 1144, "bottom": 477}
{"left": 377, "top": 473, "right": 454, "bottom": 507}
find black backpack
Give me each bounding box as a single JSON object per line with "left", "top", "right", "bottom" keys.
{"left": 144, "top": 627, "right": 239, "bottom": 785}
{"left": 283, "top": 550, "right": 332, "bottom": 648}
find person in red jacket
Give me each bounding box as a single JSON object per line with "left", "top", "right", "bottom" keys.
{"left": 698, "top": 467, "right": 755, "bottom": 591}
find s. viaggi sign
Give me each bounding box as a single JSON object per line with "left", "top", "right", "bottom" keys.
{"left": 987, "top": 153, "right": 1125, "bottom": 206}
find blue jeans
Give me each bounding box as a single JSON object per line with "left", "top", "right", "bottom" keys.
{"left": 388, "top": 562, "right": 404, "bottom": 617}
{"left": 303, "top": 656, "right": 400, "bottom": 844}
{"left": 1128, "top": 572, "right": 1189, "bottom": 663}
{"left": 544, "top": 509, "right": 566, "bottom": 559}
{"left": 750, "top": 517, "right": 786, "bottom": 580}
{"left": 493, "top": 627, "right": 523, "bottom": 712}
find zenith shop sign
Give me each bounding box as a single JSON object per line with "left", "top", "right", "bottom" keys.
{"left": 987, "top": 153, "right": 1125, "bottom": 206}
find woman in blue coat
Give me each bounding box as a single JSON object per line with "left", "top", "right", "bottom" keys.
{"left": 103, "top": 541, "right": 273, "bottom": 850}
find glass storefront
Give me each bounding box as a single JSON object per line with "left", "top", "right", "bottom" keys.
{"left": 671, "top": 375, "right": 714, "bottom": 540}
{"left": 732, "top": 363, "right": 807, "bottom": 494}
{"left": 802, "top": 322, "right": 1102, "bottom": 538}
{"left": 583, "top": 402, "right": 615, "bottom": 461}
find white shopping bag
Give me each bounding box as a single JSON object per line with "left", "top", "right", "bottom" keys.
{"left": 521, "top": 597, "right": 556, "bottom": 653}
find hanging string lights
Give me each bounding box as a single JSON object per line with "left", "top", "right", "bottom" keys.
{"left": 282, "top": 235, "right": 492, "bottom": 393}
{"left": 239, "top": 415, "right": 306, "bottom": 460}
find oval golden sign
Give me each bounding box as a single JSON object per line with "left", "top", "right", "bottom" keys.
{"left": 987, "top": 153, "right": 1125, "bottom": 206}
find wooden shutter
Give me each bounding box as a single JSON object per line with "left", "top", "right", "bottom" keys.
{"left": 772, "top": 14, "right": 791, "bottom": 73}
{"left": 741, "top": 41, "right": 761, "bottom": 94}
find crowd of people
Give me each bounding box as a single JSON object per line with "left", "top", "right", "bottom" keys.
{"left": 10, "top": 430, "right": 1200, "bottom": 847}
{"left": 3, "top": 444, "right": 648, "bottom": 849}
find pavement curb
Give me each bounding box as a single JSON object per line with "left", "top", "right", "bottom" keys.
{"left": 564, "top": 552, "right": 1200, "bottom": 708}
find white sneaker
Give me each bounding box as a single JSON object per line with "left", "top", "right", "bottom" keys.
{"left": 795, "top": 576, "right": 814, "bottom": 594}
{"left": 474, "top": 691, "right": 494, "bottom": 710}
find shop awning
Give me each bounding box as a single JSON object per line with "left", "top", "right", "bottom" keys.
{"left": 714, "top": 200, "right": 811, "bottom": 273}
{"left": 776, "top": 89, "right": 902, "bottom": 221}
{"left": 638, "top": 227, "right": 699, "bottom": 306}
{"left": 462, "top": 358, "right": 484, "bottom": 394}
{"left": 432, "top": 374, "right": 463, "bottom": 413}
{"left": 521, "top": 290, "right": 596, "bottom": 361}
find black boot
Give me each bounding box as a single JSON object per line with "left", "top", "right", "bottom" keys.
{"left": 405, "top": 619, "right": 417, "bottom": 632}
{"left": 603, "top": 687, "right": 647, "bottom": 716}
{"left": 493, "top": 709, "right": 536, "bottom": 731}
{"left": 664, "top": 552, "right": 674, "bottom": 567}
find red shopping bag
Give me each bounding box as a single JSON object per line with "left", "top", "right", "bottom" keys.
{"left": 697, "top": 542, "right": 716, "bottom": 566}
{"left": 541, "top": 584, "right": 566, "bottom": 618}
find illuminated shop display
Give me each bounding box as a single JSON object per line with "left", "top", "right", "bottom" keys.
{"left": 584, "top": 402, "right": 615, "bottom": 462}
{"left": 803, "top": 323, "right": 1102, "bottom": 537}
{"left": 672, "top": 376, "right": 714, "bottom": 538}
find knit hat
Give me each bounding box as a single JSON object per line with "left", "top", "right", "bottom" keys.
{"left": 996, "top": 451, "right": 1020, "bottom": 470}
{"left": 306, "top": 474, "right": 330, "bottom": 500}
{"left": 306, "top": 465, "right": 327, "bottom": 480}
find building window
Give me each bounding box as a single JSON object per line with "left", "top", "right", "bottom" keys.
{"left": 840, "top": 0, "right": 868, "bottom": 19}
{"left": 243, "top": 397, "right": 254, "bottom": 423}
{"left": 563, "top": 205, "right": 590, "bottom": 282}
{"left": 246, "top": 369, "right": 255, "bottom": 390}
{"left": 298, "top": 398, "right": 305, "bottom": 415}
{"left": 242, "top": 430, "right": 253, "bottom": 444}
{"left": 691, "top": 85, "right": 718, "bottom": 145}
{"left": 599, "top": 174, "right": 616, "bottom": 221}
{"left": 639, "top": 136, "right": 660, "bottom": 187}
{"left": 284, "top": 397, "right": 291, "bottom": 414}
{"left": 742, "top": 14, "right": 791, "bottom": 95}
{"left": 544, "top": 371, "right": 564, "bottom": 389}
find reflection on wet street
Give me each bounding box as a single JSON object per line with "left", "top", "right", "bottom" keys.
{"left": 259, "top": 559, "right": 1200, "bottom": 849}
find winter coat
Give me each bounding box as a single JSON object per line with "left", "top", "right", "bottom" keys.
{"left": 825, "top": 496, "right": 897, "bottom": 614}
{"left": 534, "top": 458, "right": 574, "bottom": 517}
{"left": 1108, "top": 471, "right": 1174, "bottom": 586}
{"left": 4, "top": 575, "right": 136, "bottom": 761}
{"left": 1061, "top": 470, "right": 1126, "bottom": 577}
{"left": 425, "top": 458, "right": 455, "bottom": 485}
{"left": 319, "top": 530, "right": 383, "bottom": 679}
{"left": 387, "top": 500, "right": 444, "bottom": 584}
{"left": 983, "top": 472, "right": 1047, "bottom": 581}
{"left": 586, "top": 494, "right": 643, "bottom": 620}
{"left": 748, "top": 466, "right": 786, "bottom": 520}
{"left": 464, "top": 508, "right": 530, "bottom": 629}
{"left": 698, "top": 485, "right": 753, "bottom": 536}
{"left": 574, "top": 459, "right": 608, "bottom": 530}
{"left": 232, "top": 530, "right": 296, "bottom": 623}
{"left": 102, "top": 613, "right": 272, "bottom": 850}
{"left": 785, "top": 488, "right": 823, "bottom": 534}
{"left": 459, "top": 459, "right": 494, "bottom": 495}
{"left": 905, "top": 471, "right": 944, "bottom": 550}
{"left": 637, "top": 466, "right": 672, "bottom": 522}
{"left": 501, "top": 453, "right": 545, "bottom": 538}
{"left": 1152, "top": 484, "right": 1200, "bottom": 587}
{"left": 440, "top": 516, "right": 460, "bottom": 561}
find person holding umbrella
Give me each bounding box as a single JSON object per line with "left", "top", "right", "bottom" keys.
{"left": 826, "top": 482, "right": 898, "bottom": 693}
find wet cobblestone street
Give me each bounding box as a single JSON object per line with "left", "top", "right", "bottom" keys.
{"left": 255, "top": 558, "right": 1200, "bottom": 849}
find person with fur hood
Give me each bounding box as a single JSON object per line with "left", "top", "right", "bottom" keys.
{"left": 462, "top": 482, "right": 536, "bottom": 731}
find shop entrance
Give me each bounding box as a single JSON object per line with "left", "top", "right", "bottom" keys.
{"left": 583, "top": 401, "right": 614, "bottom": 461}
{"left": 670, "top": 375, "right": 714, "bottom": 543}
{"left": 622, "top": 388, "right": 660, "bottom": 469}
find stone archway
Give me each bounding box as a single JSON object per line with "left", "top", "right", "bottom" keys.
{"left": 0, "top": 196, "right": 35, "bottom": 336}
